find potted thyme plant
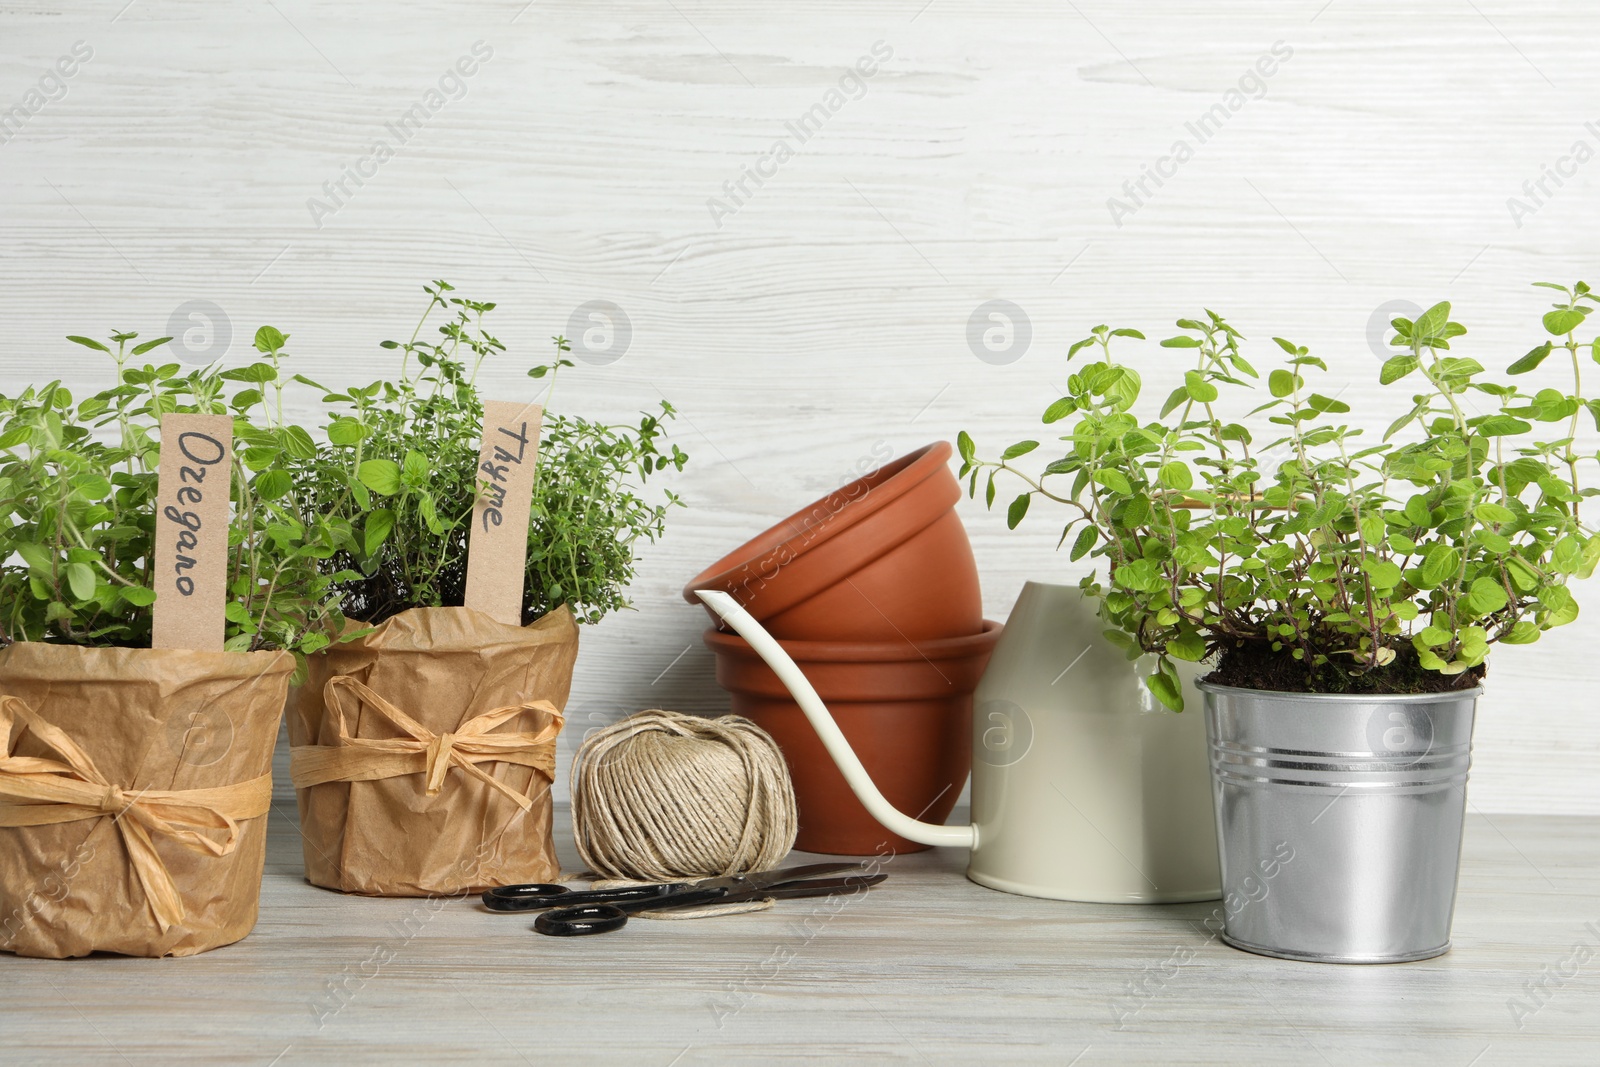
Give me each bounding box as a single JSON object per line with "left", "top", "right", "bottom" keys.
{"left": 0, "top": 330, "right": 346, "bottom": 958}
{"left": 281, "top": 281, "right": 688, "bottom": 897}
{"left": 962, "top": 283, "right": 1598, "bottom": 963}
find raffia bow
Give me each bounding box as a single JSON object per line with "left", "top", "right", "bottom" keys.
{"left": 289, "top": 676, "right": 563, "bottom": 812}
{"left": 0, "top": 695, "right": 271, "bottom": 934}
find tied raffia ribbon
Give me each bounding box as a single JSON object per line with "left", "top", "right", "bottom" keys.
{"left": 0, "top": 696, "right": 271, "bottom": 934}
{"left": 289, "top": 676, "right": 562, "bottom": 812}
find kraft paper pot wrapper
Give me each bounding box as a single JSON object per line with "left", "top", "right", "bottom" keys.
{"left": 288, "top": 605, "right": 577, "bottom": 897}
{"left": 0, "top": 642, "right": 293, "bottom": 959}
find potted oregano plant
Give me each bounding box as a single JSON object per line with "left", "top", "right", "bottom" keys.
{"left": 282, "top": 281, "right": 687, "bottom": 897}
{"left": 0, "top": 330, "right": 347, "bottom": 958}
{"left": 962, "top": 283, "right": 1598, "bottom": 963}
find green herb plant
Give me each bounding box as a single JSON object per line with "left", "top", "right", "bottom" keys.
{"left": 294, "top": 281, "right": 687, "bottom": 626}
{"left": 961, "top": 283, "right": 1600, "bottom": 710}
{"left": 0, "top": 330, "right": 353, "bottom": 660}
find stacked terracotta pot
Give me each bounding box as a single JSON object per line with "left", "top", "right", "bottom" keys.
{"left": 685, "top": 442, "right": 1000, "bottom": 855}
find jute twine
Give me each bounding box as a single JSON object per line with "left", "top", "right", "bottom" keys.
{"left": 571, "top": 709, "right": 798, "bottom": 884}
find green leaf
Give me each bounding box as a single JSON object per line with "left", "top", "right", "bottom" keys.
{"left": 1468, "top": 576, "right": 1508, "bottom": 613}
{"left": 1144, "top": 669, "right": 1183, "bottom": 712}
{"left": 358, "top": 459, "right": 402, "bottom": 496}
{"left": 1168, "top": 631, "right": 1206, "bottom": 662}
{"left": 327, "top": 418, "right": 367, "bottom": 446}
{"left": 65, "top": 562, "right": 96, "bottom": 602}
{"left": 1069, "top": 525, "right": 1098, "bottom": 561}
{"left": 242, "top": 446, "right": 280, "bottom": 472}
{"left": 1380, "top": 355, "right": 1419, "bottom": 384}
{"left": 221, "top": 362, "right": 278, "bottom": 384}
{"left": 1158, "top": 461, "right": 1193, "bottom": 491}
{"left": 1160, "top": 336, "right": 1202, "bottom": 348}
{"left": 280, "top": 425, "right": 317, "bottom": 460}
{"left": 1415, "top": 301, "right": 1451, "bottom": 337}
{"left": 1042, "top": 398, "right": 1075, "bottom": 424}
{"left": 131, "top": 337, "right": 173, "bottom": 356}
{"left": 1092, "top": 469, "right": 1133, "bottom": 496}
{"left": 1183, "top": 370, "right": 1218, "bottom": 403}
{"left": 1362, "top": 558, "right": 1403, "bottom": 588}
{"left": 1001, "top": 440, "right": 1039, "bottom": 461}
{"left": 1473, "top": 501, "right": 1515, "bottom": 524}
{"left": 1508, "top": 342, "right": 1554, "bottom": 374}
{"left": 364, "top": 508, "right": 396, "bottom": 556}
{"left": 1159, "top": 386, "right": 1189, "bottom": 418}
{"left": 1006, "top": 493, "right": 1031, "bottom": 530}
{"left": 16, "top": 542, "right": 55, "bottom": 576}
{"left": 1538, "top": 584, "right": 1579, "bottom": 626}
{"left": 1501, "top": 620, "right": 1540, "bottom": 644}
{"left": 402, "top": 450, "right": 429, "bottom": 485}
{"left": 71, "top": 473, "right": 112, "bottom": 500}
{"left": 1435, "top": 357, "right": 1483, "bottom": 383}
{"left": 1506, "top": 555, "right": 1540, "bottom": 592}
{"left": 1543, "top": 308, "right": 1586, "bottom": 336}
{"left": 1102, "top": 365, "right": 1142, "bottom": 411}
{"left": 255, "top": 469, "right": 293, "bottom": 501}
{"left": 1268, "top": 369, "right": 1296, "bottom": 398}
{"left": 1478, "top": 415, "right": 1532, "bottom": 437}
{"left": 66, "top": 335, "right": 112, "bottom": 353}
{"left": 1101, "top": 628, "right": 1137, "bottom": 658}
{"left": 956, "top": 431, "right": 975, "bottom": 462}
{"left": 119, "top": 585, "right": 158, "bottom": 608}
{"left": 1580, "top": 537, "right": 1600, "bottom": 580}
{"left": 1307, "top": 393, "right": 1350, "bottom": 414}
{"left": 254, "top": 325, "right": 288, "bottom": 353}
{"left": 1417, "top": 624, "right": 1451, "bottom": 647}
{"left": 1420, "top": 544, "right": 1460, "bottom": 588}
{"left": 1110, "top": 328, "right": 1145, "bottom": 340}
{"left": 419, "top": 492, "right": 444, "bottom": 535}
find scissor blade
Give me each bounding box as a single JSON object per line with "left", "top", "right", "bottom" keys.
{"left": 694, "top": 861, "right": 864, "bottom": 892}
{"left": 655, "top": 873, "right": 886, "bottom": 911}
{"left": 757, "top": 873, "right": 886, "bottom": 901}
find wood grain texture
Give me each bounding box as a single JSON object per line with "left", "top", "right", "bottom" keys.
{"left": 2, "top": 806, "right": 1598, "bottom": 1064}
{"left": 3, "top": 2, "right": 1599, "bottom": 812}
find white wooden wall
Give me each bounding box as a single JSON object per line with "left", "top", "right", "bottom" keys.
{"left": 3, "top": 1, "right": 1596, "bottom": 813}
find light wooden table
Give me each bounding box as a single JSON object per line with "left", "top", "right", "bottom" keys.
{"left": 3, "top": 806, "right": 1597, "bottom": 1064}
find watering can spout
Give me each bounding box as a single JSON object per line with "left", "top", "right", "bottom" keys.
{"left": 695, "top": 590, "right": 976, "bottom": 850}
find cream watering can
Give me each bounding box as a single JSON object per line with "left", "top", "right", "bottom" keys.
{"left": 697, "top": 583, "right": 1221, "bottom": 903}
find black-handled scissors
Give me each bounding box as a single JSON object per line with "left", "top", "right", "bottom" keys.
{"left": 481, "top": 862, "right": 885, "bottom": 936}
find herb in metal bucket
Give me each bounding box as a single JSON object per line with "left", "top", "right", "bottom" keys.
{"left": 962, "top": 283, "right": 1600, "bottom": 709}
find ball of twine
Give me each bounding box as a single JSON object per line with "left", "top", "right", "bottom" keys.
{"left": 571, "top": 709, "right": 798, "bottom": 882}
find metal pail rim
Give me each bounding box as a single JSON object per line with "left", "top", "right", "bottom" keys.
{"left": 1195, "top": 679, "right": 1484, "bottom": 703}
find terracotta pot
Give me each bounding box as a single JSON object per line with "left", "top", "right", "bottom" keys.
{"left": 683, "top": 441, "right": 982, "bottom": 642}
{"left": 705, "top": 621, "right": 1002, "bottom": 855}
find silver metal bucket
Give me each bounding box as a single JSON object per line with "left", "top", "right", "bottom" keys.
{"left": 1199, "top": 681, "right": 1479, "bottom": 964}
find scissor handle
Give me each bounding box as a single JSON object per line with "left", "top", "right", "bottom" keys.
{"left": 535, "top": 904, "right": 630, "bottom": 937}
{"left": 482, "top": 882, "right": 687, "bottom": 913}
